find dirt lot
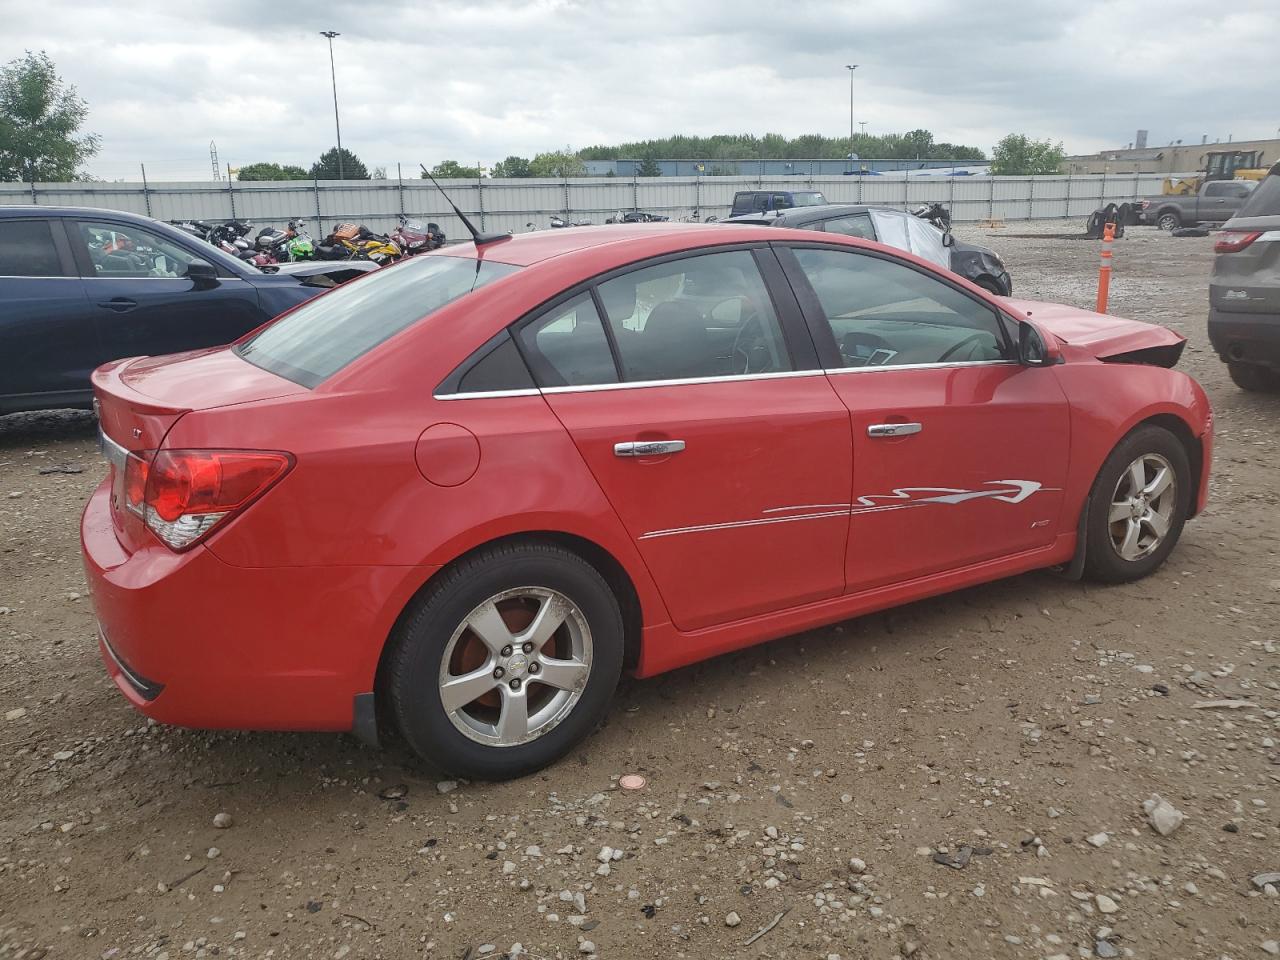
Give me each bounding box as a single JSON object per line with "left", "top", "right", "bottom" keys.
{"left": 1, "top": 222, "right": 1277, "bottom": 960}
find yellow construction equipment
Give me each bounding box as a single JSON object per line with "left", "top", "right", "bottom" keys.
{"left": 1161, "top": 150, "right": 1269, "bottom": 195}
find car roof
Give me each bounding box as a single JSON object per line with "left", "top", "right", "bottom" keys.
{"left": 0, "top": 205, "right": 162, "bottom": 221}
{"left": 435, "top": 222, "right": 816, "bottom": 267}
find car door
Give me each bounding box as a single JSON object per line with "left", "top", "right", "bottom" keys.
{"left": 0, "top": 216, "right": 103, "bottom": 407}
{"left": 69, "top": 218, "right": 265, "bottom": 362}
{"left": 777, "top": 242, "right": 1070, "bottom": 592}
{"left": 518, "top": 247, "right": 853, "bottom": 632}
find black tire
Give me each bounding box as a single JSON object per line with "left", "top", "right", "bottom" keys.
{"left": 974, "top": 276, "right": 1006, "bottom": 296}
{"left": 386, "top": 541, "right": 623, "bottom": 780}
{"left": 1227, "top": 361, "right": 1280, "bottom": 392}
{"left": 1156, "top": 210, "right": 1181, "bottom": 231}
{"left": 1082, "top": 425, "right": 1191, "bottom": 584}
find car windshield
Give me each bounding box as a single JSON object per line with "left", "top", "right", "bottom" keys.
{"left": 1236, "top": 172, "right": 1280, "bottom": 217}
{"left": 235, "top": 254, "right": 521, "bottom": 387}
{"left": 792, "top": 193, "right": 827, "bottom": 206}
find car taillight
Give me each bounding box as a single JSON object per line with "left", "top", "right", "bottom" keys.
{"left": 1140, "top": 200, "right": 1151, "bottom": 209}
{"left": 1215, "top": 230, "right": 1262, "bottom": 253}
{"left": 132, "top": 449, "right": 292, "bottom": 550}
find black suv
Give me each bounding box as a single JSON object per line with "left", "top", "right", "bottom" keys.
{"left": 729, "top": 190, "right": 828, "bottom": 217}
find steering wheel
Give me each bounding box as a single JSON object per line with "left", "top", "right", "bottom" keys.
{"left": 730, "top": 310, "right": 775, "bottom": 375}
{"left": 936, "top": 332, "right": 992, "bottom": 364}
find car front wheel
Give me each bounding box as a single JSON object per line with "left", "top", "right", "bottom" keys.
{"left": 387, "top": 541, "right": 624, "bottom": 779}
{"left": 1083, "top": 425, "right": 1191, "bottom": 583}
{"left": 1156, "top": 211, "right": 1181, "bottom": 231}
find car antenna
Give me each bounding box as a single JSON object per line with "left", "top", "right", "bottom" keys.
{"left": 419, "top": 165, "right": 510, "bottom": 246}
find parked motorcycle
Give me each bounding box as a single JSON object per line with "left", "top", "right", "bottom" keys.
{"left": 319, "top": 223, "right": 400, "bottom": 265}
{"left": 254, "top": 218, "right": 316, "bottom": 262}
{"left": 390, "top": 215, "right": 445, "bottom": 255}
{"left": 549, "top": 215, "right": 592, "bottom": 228}
{"left": 207, "top": 221, "right": 276, "bottom": 267}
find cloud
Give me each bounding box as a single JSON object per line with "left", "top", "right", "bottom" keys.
{"left": 2, "top": 0, "right": 1277, "bottom": 179}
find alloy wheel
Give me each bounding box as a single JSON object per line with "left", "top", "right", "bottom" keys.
{"left": 1107, "top": 453, "right": 1177, "bottom": 561}
{"left": 438, "top": 587, "right": 592, "bottom": 746}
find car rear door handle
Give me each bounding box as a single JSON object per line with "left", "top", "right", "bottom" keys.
{"left": 97, "top": 298, "right": 138, "bottom": 313}
{"left": 614, "top": 440, "right": 686, "bottom": 457}
{"left": 867, "top": 422, "right": 922, "bottom": 438}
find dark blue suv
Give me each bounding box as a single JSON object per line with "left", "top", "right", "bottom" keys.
{"left": 0, "top": 206, "right": 368, "bottom": 414}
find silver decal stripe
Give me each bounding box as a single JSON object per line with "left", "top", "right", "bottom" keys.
{"left": 637, "top": 481, "right": 1051, "bottom": 540}
{"left": 638, "top": 510, "right": 850, "bottom": 540}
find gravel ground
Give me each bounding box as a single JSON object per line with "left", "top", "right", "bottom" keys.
{"left": 1, "top": 222, "right": 1277, "bottom": 960}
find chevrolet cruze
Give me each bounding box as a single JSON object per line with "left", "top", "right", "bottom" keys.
{"left": 82, "top": 223, "right": 1212, "bottom": 779}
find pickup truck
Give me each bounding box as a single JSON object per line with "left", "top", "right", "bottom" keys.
{"left": 1140, "top": 180, "right": 1256, "bottom": 231}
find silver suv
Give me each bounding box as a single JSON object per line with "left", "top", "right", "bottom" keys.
{"left": 1209, "top": 163, "right": 1280, "bottom": 391}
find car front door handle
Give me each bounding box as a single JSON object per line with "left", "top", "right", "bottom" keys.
{"left": 614, "top": 440, "right": 686, "bottom": 457}
{"left": 97, "top": 298, "right": 138, "bottom": 313}
{"left": 867, "top": 422, "right": 922, "bottom": 438}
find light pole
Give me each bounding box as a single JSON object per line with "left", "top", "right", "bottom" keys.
{"left": 845, "top": 64, "right": 858, "bottom": 173}
{"left": 320, "top": 31, "right": 344, "bottom": 180}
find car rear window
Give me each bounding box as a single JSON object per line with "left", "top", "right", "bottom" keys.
{"left": 1237, "top": 172, "right": 1280, "bottom": 217}
{"left": 0, "top": 220, "right": 63, "bottom": 277}
{"left": 235, "top": 254, "right": 521, "bottom": 387}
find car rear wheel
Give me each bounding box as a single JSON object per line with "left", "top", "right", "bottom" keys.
{"left": 1083, "top": 425, "right": 1191, "bottom": 583}
{"left": 386, "top": 541, "right": 623, "bottom": 780}
{"left": 1156, "top": 211, "right": 1181, "bottom": 231}
{"left": 1227, "top": 361, "right": 1280, "bottom": 392}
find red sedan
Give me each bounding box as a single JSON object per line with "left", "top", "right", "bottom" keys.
{"left": 82, "top": 223, "right": 1212, "bottom": 779}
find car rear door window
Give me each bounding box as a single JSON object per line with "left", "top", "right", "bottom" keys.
{"left": 790, "top": 247, "right": 1011, "bottom": 367}
{"left": 595, "top": 250, "right": 793, "bottom": 381}
{"left": 516, "top": 294, "right": 619, "bottom": 387}
{"left": 821, "top": 214, "right": 876, "bottom": 240}
{"left": 0, "top": 220, "right": 65, "bottom": 277}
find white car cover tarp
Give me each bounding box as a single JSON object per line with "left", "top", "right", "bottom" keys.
{"left": 868, "top": 209, "right": 951, "bottom": 271}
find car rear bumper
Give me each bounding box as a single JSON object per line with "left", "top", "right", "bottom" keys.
{"left": 1208, "top": 307, "right": 1280, "bottom": 369}
{"left": 80, "top": 480, "right": 435, "bottom": 732}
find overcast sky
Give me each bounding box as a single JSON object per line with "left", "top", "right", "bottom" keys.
{"left": 3, "top": 0, "right": 1277, "bottom": 180}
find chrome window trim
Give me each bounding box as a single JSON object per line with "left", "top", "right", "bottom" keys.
{"left": 823, "top": 359, "right": 1016, "bottom": 376}
{"left": 434, "top": 387, "right": 542, "bottom": 401}
{"left": 433, "top": 362, "right": 1017, "bottom": 399}
{"left": 0, "top": 274, "right": 82, "bottom": 280}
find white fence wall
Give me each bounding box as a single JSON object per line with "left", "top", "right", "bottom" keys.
{"left": 0, "top": 173, "right": 1169, "bottom": 241}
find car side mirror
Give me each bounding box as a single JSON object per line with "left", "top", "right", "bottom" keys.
{"left": 1018, "top": 321, "right": 1053, "bottom": 366}
{"left": 942, "top": 231, "right": 955, "bottom": 248}
{"left": 186, "top": 260, "right": 219, "bottom": 289}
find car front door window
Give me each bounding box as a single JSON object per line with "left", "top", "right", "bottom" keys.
{"left": 790, "top": 247, "right": 1011, "bottom": 368}
{"left": 78, "top": 221, "right": 201, "bottom": 278}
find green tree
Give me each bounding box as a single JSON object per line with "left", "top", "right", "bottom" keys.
{"left": 491, "top": 155, "right": 532, "bottom": 178}
{"left": 990, "top": 134, "right": 1066, "bottom": 175}
{"left": 636, "top": 154, "right": 662, "bottom": 177}
{"left": 310, "top": 147, "right": 369, "bottom": 180}
{"left": 425, "top": 159, "right": 481, "bottom": 179}
{"left": 529, "top": 150, "right": 585, "bottom": 177}
{"left": 235, "top": 162, "right": 308, "bottom": 181}
{"left": 0, "top": 51, "right": 100, "bottom": 182}
{"left": 371, "top": 166, "right": 387, "bottom": 180}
